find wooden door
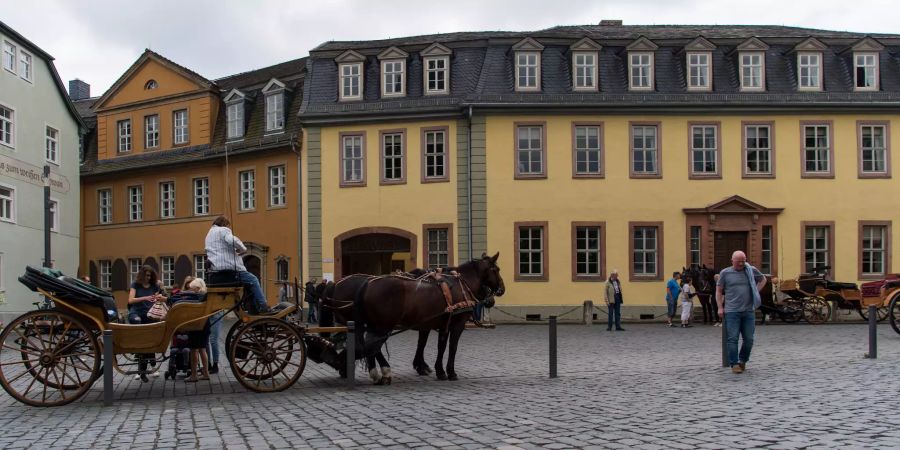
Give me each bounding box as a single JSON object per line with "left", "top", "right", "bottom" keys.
{"left": 714, "top": 232, "right": 748, "bottom": 270}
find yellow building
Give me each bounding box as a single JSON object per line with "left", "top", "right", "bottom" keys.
{"left": 298, "top": 24, "right": 900, "bottom": 320}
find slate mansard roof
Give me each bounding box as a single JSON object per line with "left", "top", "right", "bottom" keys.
{"left": 299, "top": 24, "right": 900, "bottom": 121}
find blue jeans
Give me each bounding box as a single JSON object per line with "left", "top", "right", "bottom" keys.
{"left": 607, "top": 302, "right": 621, "bottom": 329}
{"left": 208, "top": 311, "right": 225, "bottom": 365}
{"left": 307, "top": 303, "right": 318, "bottom": 323}
{"left": 666, "top": 298, "right": 677, "bottom": 318}
{"left": 237, "top": 271, "right": 268, "bottom": 312}
{"left": 725, "top": 311, "right": 756, "bottom": 366}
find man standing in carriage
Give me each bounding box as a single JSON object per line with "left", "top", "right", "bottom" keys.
{"left": 716, "top": 250, "right": 767, "bottom": 374}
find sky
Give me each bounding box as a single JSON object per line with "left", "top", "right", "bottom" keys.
{"left": 2, "top": 0, "right": 899, "bottom": 97}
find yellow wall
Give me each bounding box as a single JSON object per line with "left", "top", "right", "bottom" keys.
{"left": 485, "top": 113, "right": 900, "bottom": 306}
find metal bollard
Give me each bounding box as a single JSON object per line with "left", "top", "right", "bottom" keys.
{"left": 103, "top": 330, "right": 114, "bottom": 406}
{"left": 721, "top": 316, "right": 728, "bottom": 368}
{"left": 345, "top": 321, "right": 355, "bottom": 386}
{"left": 549, "top": 315, "right": 557, "bottom": 378}
{"left": 583, "top": 300, "right": 593, "bottom": 326}
{"left": 867, "top": 305, "right": 877, "bottom": 359}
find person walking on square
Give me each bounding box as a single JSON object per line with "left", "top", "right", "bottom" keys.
{"left": 605, "top": 270, "right": 625, "bottom": 331}
{"left": 680, "top": 275, "right": 696, "bottom": 328}
{"left": 717, "top": 250, "right": 766, "bottom": 374}
{"left": 665, "top": 272, "right": 682, "bottom": 327}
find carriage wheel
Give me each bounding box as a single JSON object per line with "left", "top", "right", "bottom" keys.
{"left": 803, "top": 297, "right": 830, "bottom": 324}
{"left": 0, "top": 311, "right": 100, "bottom": 406}
{"left": 224, "top": 321, "right": 246, "bottom": 365}
{"left": 889, "top": 296, "right": 900, "bottom": 335}
{"left": 781, "top": 300, "right": 804, "bottom": 324}
{"left": 228, "top": 319, "right": 306, "bottom": 393}
{"left": 857, "top": 305, "right": 891, "bottom": 322}
{"left": 225, "top": 321, "right": 284, "bottom": 380}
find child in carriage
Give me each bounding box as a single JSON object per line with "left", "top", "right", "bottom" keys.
{"left": 164, "top": 331, "right": 191, "bottom": 380}
{"left": 169, "top": 276, "right": 211, "bottom": 382}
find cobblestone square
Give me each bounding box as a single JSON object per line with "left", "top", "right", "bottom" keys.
{"left": 1, "top": 322, "right": 899, "bottom": 449}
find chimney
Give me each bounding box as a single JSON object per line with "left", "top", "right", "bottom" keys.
{"left": 599, "top": 20, "right": 623, "bottom": 26}
{"left": 69, "top": 79, "right": 90, "bottom": 101}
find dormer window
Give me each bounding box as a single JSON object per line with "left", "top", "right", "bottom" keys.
{"left": 855, "top": 53, "right": 879, "bottom": 90}
{"left": 797, "top": 53, "right": 822, "bottom": 90}
{"left": 378, "top": 47, "right": 408, "bottom": 98}
{"left": 736, "top": 37, "right": 769, "bottom": 92}
{"left": 262, "top": 79, "right": 286, "bottom": 132}
{"left": 570, "top": 38, "right": 601, "bottom": 91}
{"left": 513, "top": 38, "right": 544, "bottom": 92}
{"left": 336, "top": 50, "right": 366, "bottom": 101}
{"left": 224, "top": 89, "right": 246, "bottom": 140}
{"left": 684, "top": 37, "right": 716, "bottom": 91}
{"left": 421, "top": 43, "right": 452, "bottom": 95}
{"left": 626, "top": 37, "right": 658, "bottom": 91}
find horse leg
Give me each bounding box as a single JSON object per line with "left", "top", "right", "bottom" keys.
{"left": 413, "top": 329, "right": 433, "bottom": 375}
{"left": 445, "top": 319, "right": 466, "bottom": 381}
{"left": 434, "top": 328, "right": 449, "bottom": 381}
{"left": 363, "top": 332, "right": 382, "bottom": 384}
{"left": 374, "top": 350, "right": 391, "bottom": 385}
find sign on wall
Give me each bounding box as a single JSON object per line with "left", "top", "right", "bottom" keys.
{"left": 0, "top": 154, "right": 71, "bottom": 194}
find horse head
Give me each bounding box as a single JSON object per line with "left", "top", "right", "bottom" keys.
{"left": 478, "top": 252, "right": 506, "bottom": 298}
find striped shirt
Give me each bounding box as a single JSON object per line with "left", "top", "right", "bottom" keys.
{"left": 204, "top": 225, "right": 247, "bottom": 271}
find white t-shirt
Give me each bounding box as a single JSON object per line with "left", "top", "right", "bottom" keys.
{"left": 681, "top": 284, "right": 696, "bottom": 302}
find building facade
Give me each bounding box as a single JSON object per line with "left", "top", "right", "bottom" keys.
{"left": 298, "top": 23, "right": 900, "bottom": 319}
{"left": 79, "top": 50, "right": 305, "bottom": 308}
{"left": 0, "top": 21, "right": 83, "bottom": 320}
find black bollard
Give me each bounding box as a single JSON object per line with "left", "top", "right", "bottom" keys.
{"left": 867, "top": 305, "right": 877, "bottom": 359}
{"left": 346, "top": 321, "right": 355, "bottom": 386}
{"left": 549, "top": 315, "right": 557, "bottom": 378}
{"left": 721, "top": 316, "right": 728, "bottom": 368}
{"left": 103, "top": 330, "right": 114, "bottom": 406}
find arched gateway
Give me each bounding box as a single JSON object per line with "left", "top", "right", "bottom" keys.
{"left": 334, "top": 227, "right": 418, "bottom": 279}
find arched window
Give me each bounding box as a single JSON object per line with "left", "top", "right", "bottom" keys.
{"left": 144, "top": 79, "right": 158, "bottom": 90}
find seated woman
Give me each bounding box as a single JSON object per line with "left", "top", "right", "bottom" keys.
{"left": 128, "top": 265, "right": 167, "bottom": 382}
{"left": 171, "top": 277, "right": 211, "bottom": 382}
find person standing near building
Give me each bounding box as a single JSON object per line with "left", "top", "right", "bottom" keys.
{"left": 304, "top": 277, "right": 318, "bottom": 323}
{"left": 680, "top": 275, "right": 696, "bottom": 328}
{"left": 665, "top": 272, "right": 682, "bottom": 327}
{"left": 605, "top": 270, "right": 625, "bottom": 331}
{"left": 717, "top": 250, "right": 766, "bottom": 374}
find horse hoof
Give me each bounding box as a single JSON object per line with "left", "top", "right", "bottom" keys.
{"left": 436, "top": 372, "right": 447, "bottom": 381}
{"left": 415, "top": 367, "right": 429, "bottom": 376}
{"left": 383, "top": 377, "right": 392, "bottom": 385}
{"left": 448, "top": 374, "right": 458, "bottom": 381}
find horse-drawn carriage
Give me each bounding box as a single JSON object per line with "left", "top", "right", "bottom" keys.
{"left": 772, "top": 266, "right": 887, "bottom": 323}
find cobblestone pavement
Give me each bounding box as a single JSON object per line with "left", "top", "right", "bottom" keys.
{"left": 2, "top": 321, "right": 900, "bottom": 449}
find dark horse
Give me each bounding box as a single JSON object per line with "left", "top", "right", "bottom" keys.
{"left": 682, "top": 265, "right": 719, "bottom": 324}
{"left": 321, "top": 253, "right": 505, "bottom": 384}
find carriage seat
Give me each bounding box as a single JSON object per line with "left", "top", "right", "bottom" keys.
{"left": 207, "top": 270, "right": 244, "bottom": 288}
{"left": 822, "top": 280, "right": 859, "bottom": 291}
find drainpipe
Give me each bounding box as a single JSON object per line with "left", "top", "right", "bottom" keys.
{"left": 290, "top": 134, "right": 304, "bottom": 282}
{"left": 466, "top": 106, "right": 474, "bottom": 261}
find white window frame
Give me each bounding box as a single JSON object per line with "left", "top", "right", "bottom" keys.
{"left": 629, "top": 52, "right": 654, "bottom": 91}
{"left": 804, "top": 226, "right": 829, "bottom": 273}
{"left": 739, "top": 52, "right": 765, "bottom": 91}
{"left": 0, "top": 103, "right": 15, "bottom": 149}
{"left": 382, "top": 133, "right": 404, "bottom": 182}
{"left": 128, "top": 185, "right": 143, "bottom": 222}
{"left": 144, "top": 114, "right": 160, "bottom": 148}
{"left": 239, "top": 170, "right": 255, "bottom": 211}
{"left": 690, "top": 125, "right": 718, "bottom": 176}
{"left": 269, "top": 165, "right": 286, "bottom": 207}
{"left": 516, "top": 125, "right": 544, "bottom": 176}
{"left": 129, "top": 258, "right": 142, "bottom": 285}
{"left": 424, "top": 56, "right": 449, "bottom": 95}
{"left": 860, "top": 124, "right": 888, "bottom": 174}
{"left": 339, "top": 62, "right": 363, "bottom": 101}
{"left": 381, "top": 59, "right": 406, "bottom": 97}
{"left": 744, "top": 124, "right": 773, "bottom": 175}
{"left": 686, "top": 52, "right": 711, "bottom": 91}
{"left": 49, "top": 198, "right": 59, "bottom": 233}
{"left": 854, "top": 52, "right": 879, "bottom": 91}
{"left": 117, "top": 119, "right": 131, "bottom": 152}
{"left": 342, "top": 135, "right": 364, "bottom": 184}
{"left": 862, "top": 225, "right": 887, "bottom": 276}
{"left": 193, "top": 255, "right": 207, "bottom": 280}
{"left": 2, "top": 40, "right": 16, "bottom": 74}
{"left": 574, "top": 125, "right": 602, "bottom": 175}
{"left": 423, "top": 129, "right": 446, "bottom": 180}
{"left": 797, "top": 52, "right": 822, "bottom": 91}
{"left": 265, "top": 92, "right": 284, "bottom": 132}
{"left": 575, "top": 226, "right": 602, "bottom": 277}
{"left": 45, "top": 125, "right": 59, "bottom": 164}
{"left": 193, "top": 177, "right": 209, "bottom": 216}
{"left": 518, "top": 226, "right": 544, "bottom": 277}
{"left": 99, "top": 260, "right": 111, "bottom": 290}
{"left": 803, "top": 124, "right": 831, "bottom": 174}
{"left": 18, "top": 48, "right": 32, "bottom": 82}
{"left": 633, "top": 226, "right": 659, "bottom": 277}
{"left": 515, "top": 51, "right": 541, "bottom": 92}
{"left": 159, "top": 181, "right": 175, "bottom": 219}
{"left": 426, "top": 227, "right": 450, "bottom": 269}
{"left": 160, "top": 257, "right": 175, "bottom": 288}
{"left": 173, "top": 109, "right": 189, "bottom": 145}
{"left": 97, "top": 189, "right": 112, "bottom": 224}
{"left": 226, "top": 102, "right": 244, "bottom": 139}
{"left": 0, "top": 183, "right": 16, "bottom": 224}
{"left": 572, "top": 52, "right": 598, "bottom": 91}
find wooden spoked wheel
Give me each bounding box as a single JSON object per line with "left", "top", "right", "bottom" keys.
{"left": 857, "top": 305, "right": 890, "bottom": 322}
{"left": 889, "top": 295, "right": 900, "bottom": 335}
{"left": 228, "top": 319, "right": 305, "bottom": 393}
{"left": 781, "top": 299, "right": 804, "bottom": 323}
{"left": 802, "top": 297, "right": 831, "bottom": 324}
{"left": 0, "top": 310, "right": 100, "bottom": 406}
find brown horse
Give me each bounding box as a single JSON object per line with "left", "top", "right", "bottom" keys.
{"left": 322, "top": 253, "right": 505, "bottom": 383}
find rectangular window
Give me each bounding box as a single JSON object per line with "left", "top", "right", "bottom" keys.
{"left": 517, "top": 224, "right": 546, "bottom": 280}
{"left": 689, "top": 226, "right": 701, "bottom": 267}
{"left": 687, "top": 53, "right": 710, "bottom": 89}
{"left": 860, "top": 124, "right": 888, "bottom": 175}
{"left": 631, "top": 224, "right": 661, "bottom": 279}
{"left": 160, "top": 257, "right": 175, "bottom": 288}
{"left": 144, "top": 114, "right": 160, "bottom": 148}
{"left": 574, "top": 225, "right": 603, "bottom": 278}
{"left": 239, "top": 170, "right": 255, "bottom": 210}
{"left": 0, "top": 185, "right": 14, "bottom": 223}
{"left": 516, "top": 124, "right": 545, "bottom": 177}
{"left": 803, "top": 124, "right": 832, "bottom": 176}
{"left": 173, "top": 109, "right": 189, "bottom": 144}
{"left": 2, "top": 41, "right": 16, "bottom": 73}
{"left": 573, "top": 52, "right": 596, "bottom": 90}
{"left": 193, "top": 255, "right": 207, "bottom": 280}
{"left": 18, "top": 50, "right": 32, "bottom": 82}
{"left": 45, "top": 126, "right": 59, "bottom": 164}
{"left": 382, "top": 60, "right": 405, "bottom": 96}
{"left": 861, "top": 225, "right": 887, "bottom": 277}
{"left": 193, "top": 177, "right": 209, "bottom": 215}
{"left": 423, "top": 129, "right": 447, "bottom": 181}
{"left": 629, "top": 53, "right": 653, "bottom": 89}
{"left": 425, "top": 227, "right": 450, "bottom": 269}
{"left": 761, "top": 225, "right": 773, "bottom": 274}
{"left": 0, "top": 104, "right": 15, "bottom": 147}
{"left": 798, "top": 53, "right": 822, "bottom": 89}
{"left": 98, "top": 189, "right": 112, "bottom": 224}
{"left": 855, "top": 53, "right": 878, "bottom": 90}
{"left": 341, "top": 134, "right": 365, "bottom": 185}
{"left": 381, "top": 132, "right": 404, "bottom": 182}
{"left": 744, "top": 124, "right": 773, "bottom": 176}
{"left": 340, "top": 63, "right": 362, "bottom": 100}
{"left": 269, "top": 165, "right": 286, "bottom": 207}
{"left": 631, "top": 124, "right": 659, "bottom": 176}
{"left": 117, "top": 119, "right": 131, "bottom": 152}
{"left": 49, "top": 200, "right": 59, "bottom": 233}
{"left": 227, "top": 103, "right": 244, "bottom": 139}
{"left": 516, "top": 52, "right": 540, "bottom": 90}
{"left": 159, "top": 182, "right": 175, "bottom": 219}
{"left": 129, "top": 258, "right": 142, "bottom": 285}
{"left": 99, "top": 260, "right": 111, "bottom": 290}
{"left": 804, "top": 225, "right": 831, "bottom": 274}
{"left": 425, "top": 57, "right": 448, "bottom": 94}
{"left": 266, "top": 93, "right": 284, "bottom": 131}
{"left": 128, "top": 185, "right": 143, "bottom": 222}
{"left": 740, "top": 53, "right": 764, "bottom": 90}
{"left": 276, "top": 259, "right": 289, "bottom": 282}
{"left": 573, "top": 125, "right": 602, "bottom": 176}
{"left": 690, "top": 124, "right": 719, "bottom": 176}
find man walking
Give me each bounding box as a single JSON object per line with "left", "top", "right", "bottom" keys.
{"left": 716, "top": 250, "right": 766, "bottom": 374}
{"left": 665, "top": 272, "right": 681, "bottom": 327}
{"left": 605, "top": 270, "right": 625, "bottom": 331}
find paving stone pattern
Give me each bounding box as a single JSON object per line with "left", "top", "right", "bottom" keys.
{"left": 2, "top": 321, "right": 900, "bottom": 449}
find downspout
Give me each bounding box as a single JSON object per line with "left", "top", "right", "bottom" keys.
{"left": 290, "top": 134, "right": 303, "bottom": 283}
{"left": 466, "top": 106, "right": 474, "bottom": 261}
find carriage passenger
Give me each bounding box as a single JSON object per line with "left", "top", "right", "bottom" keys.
{"left": 128, "top": 265, "right": 167, "bottom": 381}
